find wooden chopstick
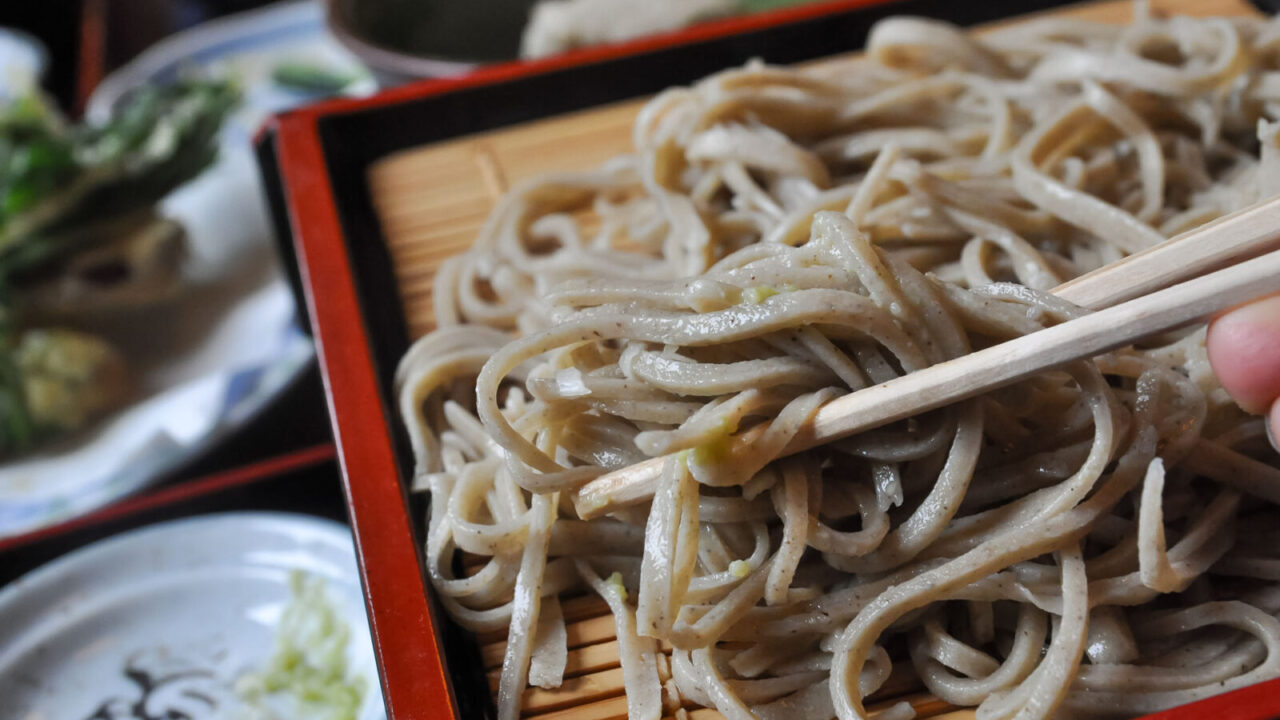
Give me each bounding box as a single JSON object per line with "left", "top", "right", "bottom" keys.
{"left": 573, "top": 200, "right": 1280, "bottom": 519}
{"left": 1056, "top": 195, "right": 1280, "bottom": 309}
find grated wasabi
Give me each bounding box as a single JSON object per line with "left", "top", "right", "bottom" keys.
{"left": 235, "top": 571, "right": 366, "bottom": 720}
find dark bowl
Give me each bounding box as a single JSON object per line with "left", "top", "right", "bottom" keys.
{"left": 324, "top": 0, "right": 540, "bottom": 83}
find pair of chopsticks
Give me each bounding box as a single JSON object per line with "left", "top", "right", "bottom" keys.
{"left": 573, "top": 196, "right": 1280, "bottom": 519}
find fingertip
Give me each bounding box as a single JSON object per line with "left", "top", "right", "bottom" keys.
{"left": 1207, "top": 295, "right": 1280, "bottom": 416}
{"left": 1270, "top": 402, "right": 1280, "bottom": 455}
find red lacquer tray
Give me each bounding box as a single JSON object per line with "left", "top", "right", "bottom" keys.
{"left": 255, "top": 0, "right": 1280, "bottom": 717}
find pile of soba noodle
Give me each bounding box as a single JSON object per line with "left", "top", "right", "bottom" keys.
{"left": 396, "top": 6, "right": 1280, "bottom": 720}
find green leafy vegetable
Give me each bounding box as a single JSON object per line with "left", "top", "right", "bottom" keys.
{"left": 0, "top": 78, "right": 239, "bottom": 274}
{"left": 271, "top": 62, "right": 358, "bottom": 95}
{"left": 738, "top": 0, "right": 817, "bottom": 11}
{"left": 0, "top": 297, "right": 36, "bottom": 456}
{"left": 0, "top": 95, "right": 76, "bottom": 230}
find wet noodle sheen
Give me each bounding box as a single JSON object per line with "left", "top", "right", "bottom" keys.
{"left": 396, "top": 7, "right": 1280, "bottom": 720}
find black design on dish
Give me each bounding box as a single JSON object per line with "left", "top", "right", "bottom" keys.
{"left": 83, "top": 650, "right": 222, "bottom": 720}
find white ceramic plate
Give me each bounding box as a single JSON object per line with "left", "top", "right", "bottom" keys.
{"left": 0, "top": 1, "right": 374, "bottom": 538}
{"left": 0, "top": 512, "right": 385, "bottom": 720}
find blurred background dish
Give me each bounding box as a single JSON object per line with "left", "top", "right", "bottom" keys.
{"left": 324, "top": 0, "right": 827, "bottom": 83}
{"left": 0, "top": 0, "right": 871, "bottom": 545}
{"left": 0, "top": 511, "right": 383, "bottom": 720}
{"left": 0, "top": 0, "right": 372, "bottom": 539}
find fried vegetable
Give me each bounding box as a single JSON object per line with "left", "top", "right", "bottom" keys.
{"left": 15, "top": 328, "right": 129, "bottom": 436}
{"left": 0, "top": 78, "right": 236, "bottom": 458}
{"left": 18, "top": 210, "right": 187, "bottom": 318}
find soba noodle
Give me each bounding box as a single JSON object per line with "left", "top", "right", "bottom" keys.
{"left": 396, "top": 6, "right": 1280, "bottom": 719}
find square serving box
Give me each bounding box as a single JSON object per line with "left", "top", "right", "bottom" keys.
{"left": 255, "top": 0, "right": 1280, "bottom": 717}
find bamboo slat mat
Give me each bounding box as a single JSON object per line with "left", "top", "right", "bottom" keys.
{"left": 365, "top": 0, "right": 1256, "bottom": 717}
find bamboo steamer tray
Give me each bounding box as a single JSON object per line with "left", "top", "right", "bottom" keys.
{"left": 259, "top": 0, "right": 1280, "bottom": 718}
